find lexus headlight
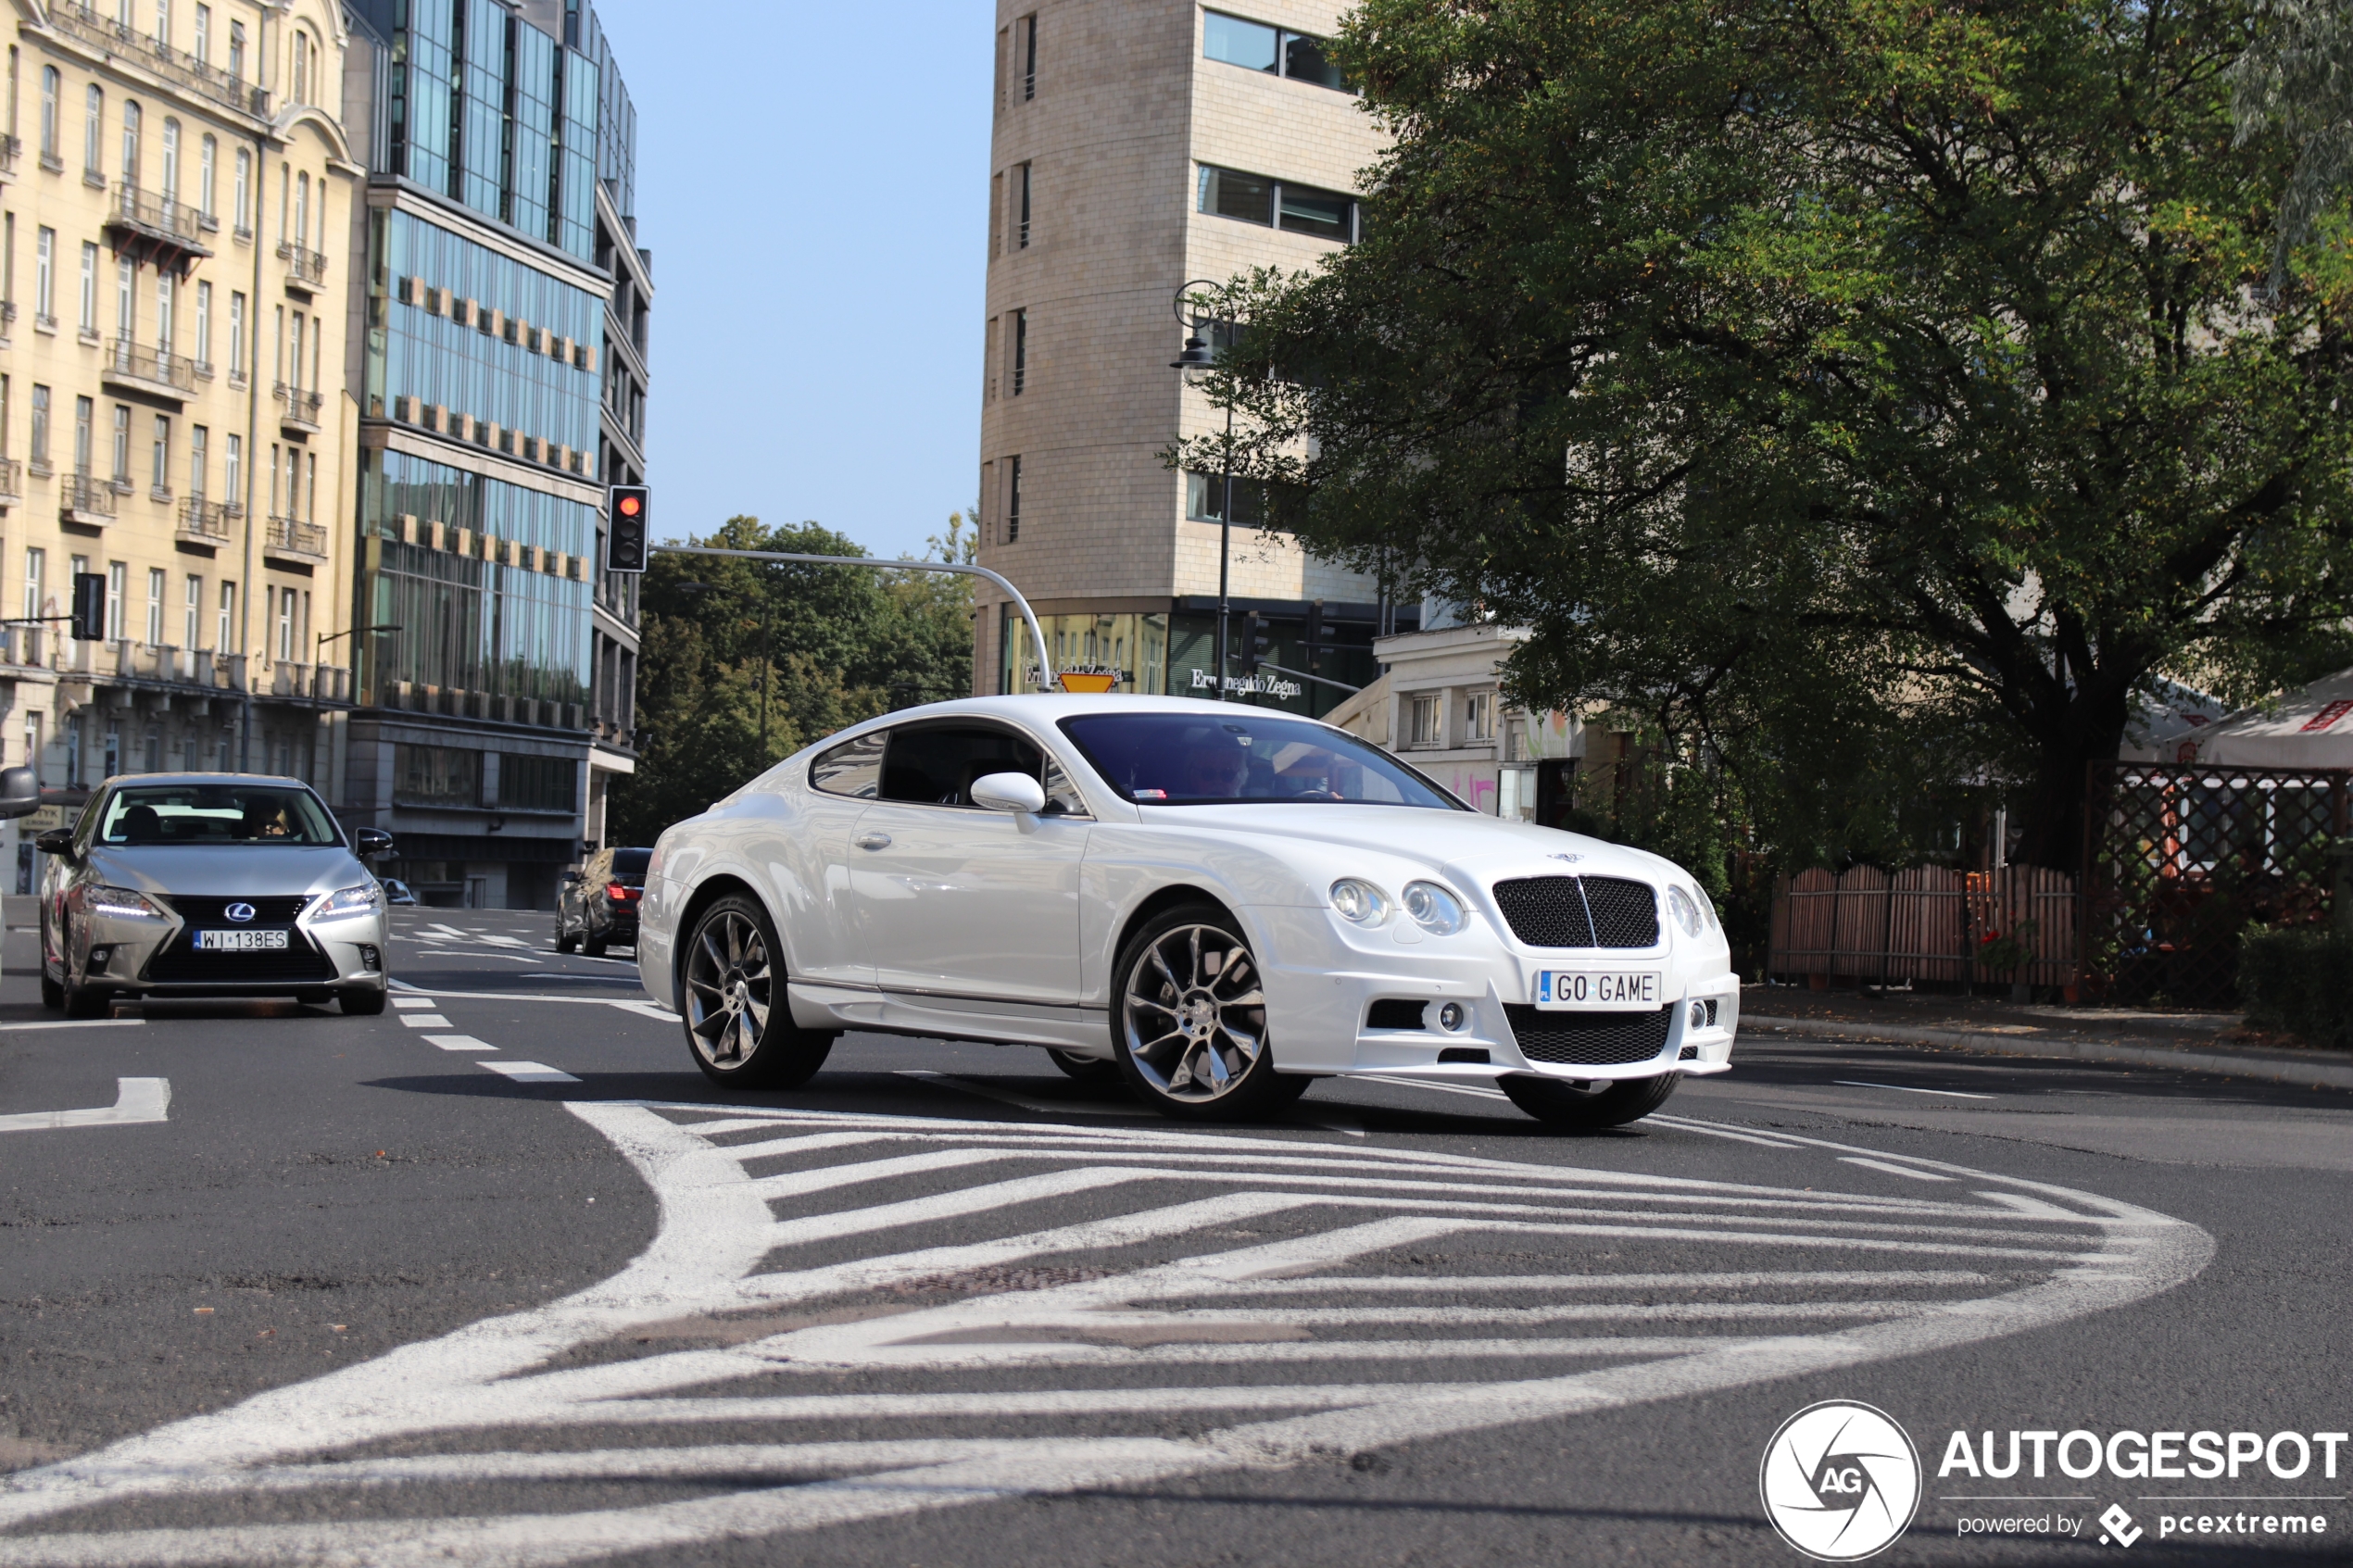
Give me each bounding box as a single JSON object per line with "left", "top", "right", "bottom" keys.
{"left": 1402, "top": 881, "right": 1466, "bottom": 935}
{"left": 1329, "top": 878, "right": 1391, "bottom": 925}
{"left": 314, "top": 882, "right": 385, "bottom": 920}
{"left": 77, "top": 884, "right": 166, "bottom": 921}
{"left": 1666, "top": 884, "right": 1705, "bottom": 937}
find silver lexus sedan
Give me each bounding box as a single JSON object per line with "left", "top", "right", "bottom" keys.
{"left": 36, "top": 773, "right": 396, "bottom": 1017}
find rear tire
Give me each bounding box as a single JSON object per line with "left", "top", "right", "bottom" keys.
{"left": 584, "top": 934, "right": 609, "bottom": 958}
{"left": 680, "top": 894, "right": 834, "bottom": 1089}
{"left": 555, "top": 924, "right": 579, "bottom": 955}
{"left": 1500, "top": 1072, "right": 1680, "bottom": 1129}
{"left": 339, "top": 987, "right": 388, "bottom": 1016}
{"left": 1046, "top": 1048, "right": 1125, "bottom": 1086}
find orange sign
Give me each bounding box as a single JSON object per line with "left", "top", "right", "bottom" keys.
{"left": 1056, "top": 671, "right": 1118, "bottom": 694}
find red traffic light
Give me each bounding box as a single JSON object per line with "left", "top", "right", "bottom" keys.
{"left": 617, "top": 494, "right": 642, "bottom": 518}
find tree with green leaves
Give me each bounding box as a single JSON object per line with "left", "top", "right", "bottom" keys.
{"left": 1186, "top": 0, "right": 2353, "bottom": 871}
{"left": 605, "top": 514, "right": 976, "bottom": 846}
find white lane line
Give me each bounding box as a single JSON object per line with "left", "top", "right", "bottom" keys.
{"left": 0, "top": 1017, "right": 147, "bottom": 1033}
{"left": 1831, "top": 1079, "right": 1997, "bottom": 1100}
{"left": 1647, "top": 1114, "right": 1806, "bottom": 1149}
{"left": 1189, "top": 1269, "right": 1994, "bottom": 1296}
{"left": 479, "top": 1061, "right": 581, "bottom": 1084}
{"left": 387, "top": 983, "right": 666, "bottom": 1011}
{"left": 0, "top": 1077, "right": 170, "bottom": 1134}
{"left": 568, "top": 1384, "right": 1478, "bottom": 1425}
{"left": 425, "top": 1035, "right": 496, "bottom": 1053}
{"left": 894, "top": 1070, "right": 1137, "bottom": 1119}
{"left": 1840, "top": 1156, "right": 1958, "bottom": 1184}
{"left": 397, "top": 1014, "right": 453, "bottom": 1030}
{"left": 391, "top": 997, "right": 437, "bottom": 1010}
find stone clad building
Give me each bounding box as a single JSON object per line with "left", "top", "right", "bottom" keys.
{"left": 973, "top": 0, "right": 1412, "bottom": 711}
{"left": 2, "top": 0, "right": 361, "bottom": 886}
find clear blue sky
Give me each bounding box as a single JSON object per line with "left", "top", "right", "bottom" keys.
{"left": 595, "top": 1, "right": 993, "bottom": 563}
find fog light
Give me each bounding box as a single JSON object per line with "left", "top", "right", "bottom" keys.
{"left": 1438, "top": 1002, "right": 1467, "bottom": 1032}
{"left": 359, "top": 945, "right": 382, "bottom": 972}
{"left": 89, "top": 947, "right": 112, "bottom": 970}
{"left": 1689, "top": 1000, "right": 1707, "bottom": 1029}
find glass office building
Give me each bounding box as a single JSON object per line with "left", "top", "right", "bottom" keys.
{"left": 339, "top": 0, "right": 644, "bottom": 909}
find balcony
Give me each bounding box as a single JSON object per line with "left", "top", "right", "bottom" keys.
{"left": 0, "top": 624, "right": 45, "bottom": 668}
{"left": 44, "top": 2, "right": 271, "bottom": 121}
{"left": 61, "top": 472, "right": 115, "bottom": 527}
{"left": 104, "top": 337, "right": 196, "bottom": 401}
{"left": 0, "top": 458, "right": 20, "bottom": 503}
{"left": 276, "top": 240, "right": 327, "bottom": 293}
{"left": 276, "top": 383, "right": 322, "bottom": 433}
{"left": 102, "top": 182, "right": 212, "bottom": 276}
{"left": 264, "top": 514, "right": 329, "bottom": 564}
{"left": 176, "top": 496, "right": 233, "bottom": 546}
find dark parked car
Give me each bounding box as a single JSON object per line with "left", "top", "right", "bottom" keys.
{"left": 556, "top": 847, "right": 650, "bottom": 956}
{"left": 379, "top": 877, "right": 420, "bottom": 906}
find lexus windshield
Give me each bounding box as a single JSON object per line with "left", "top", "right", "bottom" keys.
{"left": 95, "top": 784, "right": 345, "bottom": 847}
{"left": 1060, "top": 712, "right": 1464, "bottom": 809}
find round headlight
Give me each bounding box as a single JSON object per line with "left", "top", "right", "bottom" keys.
{"left": 1667, "top": 885, "right": 1704, "bottom": 937}
{"left": 1402, "top": 881, "right": 1466, "bottom": 935}
{"left": 1329, "top": 878, "right": 1390, "bottom": 924}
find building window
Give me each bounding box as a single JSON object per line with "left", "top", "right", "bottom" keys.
{"left": 145, "top": 567, "right": 165, "bottom": 646}
{"left": 233, "top": 147, "right": 249, "bottom": 235}
{"left": 228, "top": 291, "right": 245, "bottom": 377}
{"left": 160, "top": 117, "right": 179, "bottom": 204}
{"left": 77, "top": 242, "right": 96, "bottom": 333}
{"left": 274, "top": 585, "right": 292, "bottom": 659}
{"left": 110, "top": 405, "right": 131, "bottom": 483}
{"left": 188, "top": 423, "right": 206, "bottom": 499}
{"left": 120, "top": 100, "right": 140, "bottom": 187}
{"left": 199, "top": 133, "right": 216, "bottom": 219}
{"left": 394, "top": 744, "right": 480, "bottom": 806}
{"left": 223, "top": 432, "right": 240, "bottom": 502}
{"left": 1011, "top": 308, "right": 1027, "bottom": 395}
{"left": 28, "top": 386, "right": 47, "bottom": 470}
{"left": 1020, "top": 13, "right": 1037, "bottom": 100}
{"left": 1408, "top": 694, "right": 1441, "bottom": 747}
{"left": 33, "top": 227, "right": 52, "bottom": 328}
{"left": 106, "top": 561, "right": 126, "bottom": 642}
{"left": 22, "top": 547, "right": 43, "bottom": 623}
{"left": 194, "top": 3, "right": 209, "bottom": 64}
{"left": 217, "top": 579, "right": 233, "bottom": 650}
{"left": 155, "top": 0, "right": 170, "bottom": 44}
{"left": 116, "top": 257, "right": 134, "bottom": 342}
{"left": 1017, "top": 161, "right": 1031, "bottom": 248}
{"left": 1465, "top": 690, "right": 1496, "bottom": 742}
{"left": 1197, "top": 164, "right": 1358, "bottom": 243}
{"left": 150, "top": 414, "right": 170, "bottom": 493}
{"left": 228, "top": 19, "right": 245, "bottom": 82}
{"left": 1202, "top": 11, "right": 1352, "bottom": 92}
{"left": 194, "top": 280, "right": 211, "bottom": 369}
{"left": 498, "top": 753, "right": 578, "bottom": 811}
{"left": 183, "top": 572, "right": 201, "bottom": 648}
{"left": 39, "top": 66, "right": 57, "bottom": 164}
{"left": 73, "top": 396, "right": 94, "bottom": 474}
{"left": 1005, "top": 454, "right": 1022, "bottom": 543}
{"left": 156, "top": 271, "right": 173, "bottom": 350}
{"left": 83, "top": 85, "right": 101, "bottom": 177}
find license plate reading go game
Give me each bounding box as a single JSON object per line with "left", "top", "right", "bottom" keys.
{"left": 195, "top": 929, "right": 288, "bottom": 951}
{"left": 1535, "top": 970, "right": 1661, "bottom": 1009}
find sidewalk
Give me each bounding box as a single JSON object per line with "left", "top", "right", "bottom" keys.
{"left": 1742, "top": 984, "right": 2353, "bottom": 1091}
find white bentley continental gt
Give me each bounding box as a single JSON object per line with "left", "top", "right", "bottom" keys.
{"left": 635, "top": 696, "right": 1740, "bottom": 1126}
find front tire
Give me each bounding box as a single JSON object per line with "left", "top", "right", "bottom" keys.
{"left": 39, "top": 969, "right": 64, "bottom": 1010}
{"left": 681, "top": 894, "right": 834, "bottom": 1088}
{"left": 1500, "top": 1072, "right": 1680, "bottom": 1129}
{"left": 1112, "top": 902, "right": 1299, "bottom": 1121}
{"left": 339, "top": 987, "right": 388, "bottom": 1016}
{"left": 555, "top": 922, "right": 579, "bottom": 955}
{"left": 63, "top": 979, "right": 110, "bottom": 1019}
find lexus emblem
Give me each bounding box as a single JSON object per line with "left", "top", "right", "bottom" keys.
{"left": 225, "top": 902, "right": 257, "bottom": 923}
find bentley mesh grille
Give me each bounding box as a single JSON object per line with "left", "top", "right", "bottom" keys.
{"left": 1504, "top": 1004, "right": 1673, "bottom": 1066}
{"left": 1490, "top": 876, "right": 1660, "bottom": 948}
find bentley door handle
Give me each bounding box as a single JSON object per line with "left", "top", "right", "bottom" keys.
{"left": 853, "top": 832, "right": 892, "bottom": 850}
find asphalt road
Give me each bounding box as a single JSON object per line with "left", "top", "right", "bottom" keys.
{"left": 1, "top": 909, "right": 2348, "bottom": 1566}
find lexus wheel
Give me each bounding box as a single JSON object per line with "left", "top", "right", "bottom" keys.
{"left": 1499, "top": 1072, "right": 1680, "bottom": 1130}
{"left": 1113, "top": 902, "right": 1302, "bottom": 1121}
{"left": 681, "top": 894, "right": 833, "bottom": 1089}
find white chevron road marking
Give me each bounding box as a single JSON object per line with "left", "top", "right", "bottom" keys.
{"left": 0, "top": 1078, "right": 170, "bottom": 1135}
{"left": 0, "top": 1101, "right": 2212, "bottom": 1566}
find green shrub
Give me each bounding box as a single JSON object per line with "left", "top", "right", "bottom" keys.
{"left": 2239, "top": 925, "right": 2353, "bottom": 1051}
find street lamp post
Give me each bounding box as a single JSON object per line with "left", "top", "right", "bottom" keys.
{"left": 1171, "top": 281, "right": 1236, "bottom": 702}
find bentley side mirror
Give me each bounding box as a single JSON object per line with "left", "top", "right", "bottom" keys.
{"left": 354, "top": 827, "right": 396, "bottom": 859}
{"left": 971, "top": 771, "right": 1048, "bottom": 814}
{"left": 0, "top": 767, "right": 38, "bottom": 819}
{"left": 34, "top": 827, "right": 76, "bottom": 857}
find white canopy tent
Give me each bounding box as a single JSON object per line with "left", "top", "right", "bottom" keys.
{"left": 2177, "top": 666, "right": 2353, "bottom": 769}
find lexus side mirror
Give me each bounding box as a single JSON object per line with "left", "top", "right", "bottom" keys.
{"left": 971, "top": 771, "right": 1048, "bottom": 814}
{"left": 354, "top": 827, "right": 396, "bottom": 859}
{"left": 34, "top": 827, "right": 76, "bottom": 857}
{"left": 0, "top": 766, "right": 37, "bottom": 819}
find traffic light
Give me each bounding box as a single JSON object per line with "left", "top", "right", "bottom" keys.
{"left": 1237, "top": 610, "right": 1271, "bottom": 675}
{"left": 70, "top": 573, "right": 107, "bottom": 642}
{"left": 607, "top": 484, "right": 649, "bottom": 572}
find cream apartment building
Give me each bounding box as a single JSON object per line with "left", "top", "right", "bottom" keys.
{"left": 1, "top": 0, "right": 359, "bottom": 885}
{"left": 975, "top": 0, "right": 1407, "bottom": 710}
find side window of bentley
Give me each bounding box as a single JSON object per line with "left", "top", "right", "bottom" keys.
{"left": 807, "top": 730, "right": 887, "bottom": 797}
{"left": 878, "top": 725, "right": 1046, "bottom": 809}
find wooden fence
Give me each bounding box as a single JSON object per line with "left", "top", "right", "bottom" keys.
{"left": 1767, "top": 865, "right": 2078, "bottom": 988}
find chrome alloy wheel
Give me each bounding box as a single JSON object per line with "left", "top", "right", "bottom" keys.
{"left": 685, "top": 908, "right": 773, "bottom": 1069}
{"left": 1121, "top": 922, "right": 1267, "bottom": 1103}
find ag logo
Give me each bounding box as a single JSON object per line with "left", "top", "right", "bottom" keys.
{"left": 1759, "top": 1399, "right": 1921, "bottom": 1562}
{"left": 224, "top": 902, "right": 257, "bottom": 923}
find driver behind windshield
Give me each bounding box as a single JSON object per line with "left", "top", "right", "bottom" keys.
{"left": 1174, "top": 728, "right": 1251, "bottom": 800}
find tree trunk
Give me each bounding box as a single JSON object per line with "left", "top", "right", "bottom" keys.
{"left": 2016, "top": 683, "right": 2133, "bottom": 872}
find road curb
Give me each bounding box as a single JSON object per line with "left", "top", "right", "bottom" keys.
{"left": 1744, "top": 1012, "right": 2353, "bottom": 1091}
